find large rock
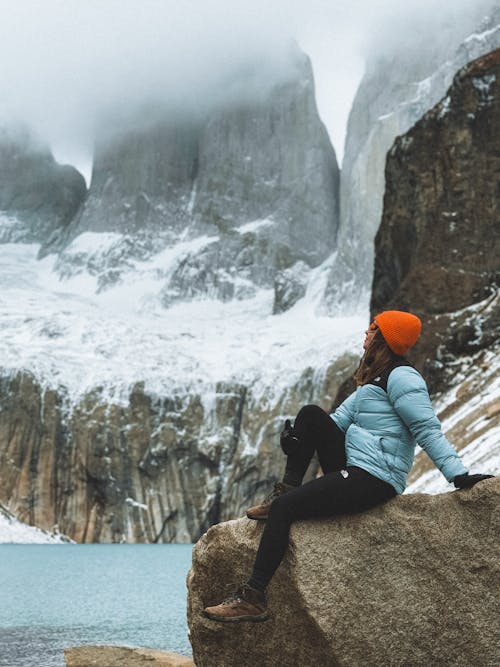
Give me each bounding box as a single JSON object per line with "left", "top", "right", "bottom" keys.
{"left": 371, "top": 47, "right": 500, "bottom": 392}
{"left": 187, "top": 478, "right": 500, "bottom": 667}
{"left": 323, "top": 6, "right": 500, "bottom": 314}
{"left": 42, "top": 44, "right": 339, "bottom": 308}
{"left": 64, "top": 646, "right": 194, "bottom": 666}
{"left": 0, "top": 125, "right": 87, "bottom": 244}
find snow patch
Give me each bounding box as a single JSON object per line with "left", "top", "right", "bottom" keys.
{"left": 472, "top": 73, "right": 496, "bottom": 108}
{"left": 407, "top": 341, "right": 500, "bottom": 495}
{"left": 463, "top": 24, "right": 500, "bottom": 46}
{"left": 0, "top": 504, "right": 73, "bottom": 544}
{"left": 236, "top": 218, "right": 274, "bottom": 234}
{"left": 125, "top": 497, "right": 148, "bottom": 511}
{"left": 438, "top": 95, "right": 451, "bottom": 119}
{"left": 64, "top": 231, "right": 123, "bottom": 255}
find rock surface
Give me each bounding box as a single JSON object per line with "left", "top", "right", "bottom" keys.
{"left": 324, "top": 6, "right": 500, "bottom": 314}
{"left": 371, "top": 47, "right": 500, "bottom": 394}
{"left": 0, "top": 125, "right": 87, "bottom": 244}
{"left": 188, "top": 478, "right": 500, "bottom": 667}
{"left": 0, "top": 354, "right": 355, "bottom": 542}
{"left": 64, "top": 646, "right": 194, "bottom": 666}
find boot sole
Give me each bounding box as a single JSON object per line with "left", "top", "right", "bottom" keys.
{"left": 203, "top": 610, "right": 269, "bottom": 623}
{"left": 246, "top": 513, "right": 267, "bottom": 521}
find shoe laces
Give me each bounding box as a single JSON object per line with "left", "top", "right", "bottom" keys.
{"left": 263, "top": 482, "right": 285, "bottom": 503}
{"left": 220, "top": 585, "right": 252, "bottom": 605}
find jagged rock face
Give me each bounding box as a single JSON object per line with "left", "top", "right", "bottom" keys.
{"left": 323, "top": 7, "right": 500, "bottom": 314}
{"left": 273, "top": 261, "right": 311, "bottom": 314}
{"left": 191, "top": 59, "right": 338, "bottom": 267}
{"left": 371, "top": 48, "right": 500, "bottom": 393}
{"left": 0, "top": 126, "right": 87, "bottom": 243}
{"left": 0, "top": 354, "right": 355, "bottom": 542}
{"left": 63, "top": 117, "right": 201, "bottom": 240}
{"left": 43, "top": 48, "right": 339, "bottom": 307}
{"left": 187, "top": 479, "right": 500, "bottom": 666}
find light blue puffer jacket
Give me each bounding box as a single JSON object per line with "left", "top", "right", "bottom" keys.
{"left": 330, "top": 364, "right": 467, "bottom": 494}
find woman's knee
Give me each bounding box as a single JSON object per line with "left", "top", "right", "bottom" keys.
{"left": 295, "top": 404, "right": 326, "bottom": 426}
{"left": 267, "top": 494, "right": 295, "bottom": 523}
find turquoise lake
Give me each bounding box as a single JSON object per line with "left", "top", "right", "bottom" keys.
{"left": 0, "top": 544, "right": 193, "bottom": 667}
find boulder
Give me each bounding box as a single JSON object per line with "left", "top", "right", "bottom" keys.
{"left": 187, "top": 478, "right": 500, "bottom": 666}
{"left": 64, "top": 646, "right": 194, "bottom": 666}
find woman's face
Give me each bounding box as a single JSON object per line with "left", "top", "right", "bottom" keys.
{"left": 363, "top": 322, "right": 378, "bottom": 351}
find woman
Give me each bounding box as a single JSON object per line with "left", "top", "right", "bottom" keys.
{"left": 203, "top": 310, "right": 493, "bottom": 622}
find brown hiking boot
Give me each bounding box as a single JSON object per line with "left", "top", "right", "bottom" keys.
{"left": 203, "top": 584, "right": 268, "bottom": 622}
{"left": 246, "top": 482, "right": 295, "bottom": 521}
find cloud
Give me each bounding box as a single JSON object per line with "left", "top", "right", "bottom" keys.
{"left": 0, "top": 0, "right": 493, "bottom": 176}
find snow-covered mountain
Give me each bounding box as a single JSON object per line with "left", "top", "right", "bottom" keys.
{"left": 0, "top": 42, "right": 357, "bottom": 542}
{"left": 0, "top": 239, "right": 362, "bottom": 541}
{"left": 39, "top": 43, "right": 339, "bottom": 313}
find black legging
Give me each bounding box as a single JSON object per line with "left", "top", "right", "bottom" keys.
{"left": 247, "top": 405, "right": 396, "bottom": 592}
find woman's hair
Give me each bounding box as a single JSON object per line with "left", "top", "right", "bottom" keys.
{"left": 353, "top": 328, "right": 399, "bottom": 386}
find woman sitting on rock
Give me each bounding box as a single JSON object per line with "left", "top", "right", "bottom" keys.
{"left": 203, "top": 310, "right": 493, "bottom": 623}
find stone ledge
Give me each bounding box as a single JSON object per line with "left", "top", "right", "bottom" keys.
{"left": 64, "top": 646, "right": 195, "bottom": 666}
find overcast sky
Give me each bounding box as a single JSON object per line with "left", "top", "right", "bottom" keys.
{"left": 0, "top": 0, "right": 492, "bottom": 181}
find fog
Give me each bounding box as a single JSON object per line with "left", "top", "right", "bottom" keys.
{"left": 0, "top": 0, "right": 493, "bottom": 179}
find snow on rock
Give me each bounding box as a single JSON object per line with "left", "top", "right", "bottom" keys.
{"left": 0, "top": 503, "right": 73, "bottom": 543}
{"left": 0, "top": 241, "right": 366, "bottom": 408}
{"left": 235, "top": 218, "right": 274, "bottom": 235}
{"left": 472, "top": 72, "right": 496, "bottom": 106}
{"left": 407, "top": 345, "right": 500, "bottom": 495}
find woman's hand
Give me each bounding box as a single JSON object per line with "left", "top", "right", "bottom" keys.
{"left": 280, "top": 419, "right": 300, "bottom": 455}
{"left": 453, "top": 473, "right": 494, "bottom": 489}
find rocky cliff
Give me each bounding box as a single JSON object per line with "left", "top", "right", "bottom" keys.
{"left": 323, "top": 5, "right": 500, "bottom": 314}
{"left": 0, "top": 354, "right": 355, "bottom": 542}
{"left": 371, "top": 48, "right": 500, "bottom": 485}
{"left": 0, "top": 125, "right": 86, "bottom": 243}
{"left": 188, "top": 478, "right": 500, "bottom": 667}
{"left": 41, "top": 45, "right": 339, "bottom": 310}
{"left": 372, "top": 48, "right": 500, "bottom": 383}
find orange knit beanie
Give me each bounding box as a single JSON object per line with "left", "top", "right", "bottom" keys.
{"left": 374, "top": 310, "right": 422, "bottom": 355}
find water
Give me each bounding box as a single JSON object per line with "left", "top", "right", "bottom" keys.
{"left": 0, "top": 544, "right": 193, "bottom": 667}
